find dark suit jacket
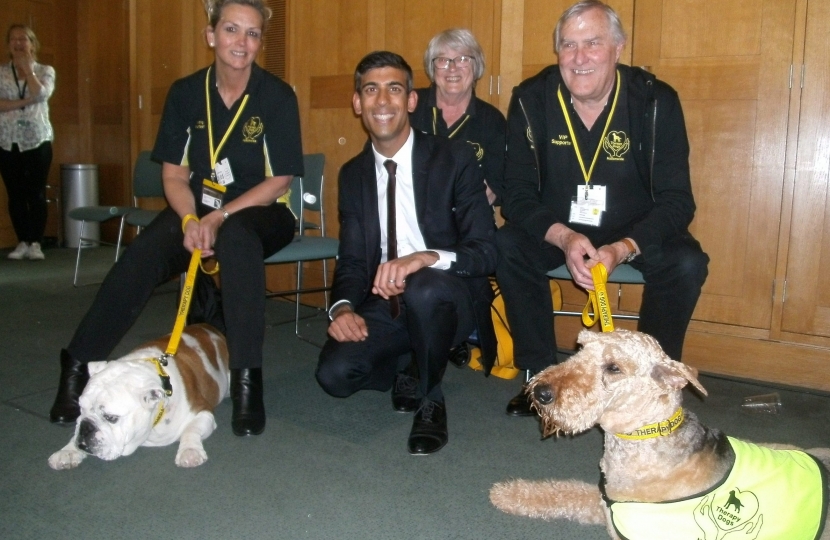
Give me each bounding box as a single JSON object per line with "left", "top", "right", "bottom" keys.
{"left": 333, "top": 130, "right": 498, "bottom": 371}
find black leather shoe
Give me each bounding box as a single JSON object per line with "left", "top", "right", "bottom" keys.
{"left": 506, "top": 370, "right": 538, "bottom": 417}
{"left": 391, "top": 373, "right": 420, "bottom": 413}
{"left": 49, "top": 349, "right": 89, "bottom": 424}
{"left": 505, "top": 386, "right": 535, "bottom": 416}
{"left": 231, "top": 368, "right": 265, "bottom": 436}
{"left": 407, "top": 399, "right": 448, "bottom": 455}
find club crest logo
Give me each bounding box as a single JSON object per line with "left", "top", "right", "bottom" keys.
{"left": 467, "top": 141, "right": 484, "bottom": 161}
{"left": 242, "top": 116, "right": 264, "bottom": 143}
{"left": 603, "top": 130, "right": 629, "bottom": 160}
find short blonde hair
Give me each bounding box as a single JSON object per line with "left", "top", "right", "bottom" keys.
{"left": 204, "top": 0, "right": 272, "bottom": 31}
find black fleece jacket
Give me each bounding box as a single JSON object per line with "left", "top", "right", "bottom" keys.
{"left": 500, "top": 64, "right": 696, "bottom": 260}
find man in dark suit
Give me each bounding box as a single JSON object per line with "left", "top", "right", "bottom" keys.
{"left": 316, "top": 51, "right": 497, "bottom": 455}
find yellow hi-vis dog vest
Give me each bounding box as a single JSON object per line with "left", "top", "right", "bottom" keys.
{"left": 607, "top": 437, "right": 828, "bottom": 540}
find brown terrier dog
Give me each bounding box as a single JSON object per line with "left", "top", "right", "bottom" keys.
{"left": 490, "top": 329, "right": 829, "bottom": 540}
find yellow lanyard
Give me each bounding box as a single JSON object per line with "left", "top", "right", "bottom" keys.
{"left": 431, "top": 107, "right": 470, "bottom": 139}
{"left": 557, "top": 70, "right": 621, "bottom": 197}
{"left": 205, "top": 66, "right": 250, "bottom": 174}
{"left": 582, "top": 263, "right": 615, "bottom": 332}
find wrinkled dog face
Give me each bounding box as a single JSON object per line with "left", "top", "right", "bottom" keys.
{"left": 74, "top": 362, "right": 165, "bottom": 461}
{"left": 528, "top": 330, "right": 705, "bottom": 437}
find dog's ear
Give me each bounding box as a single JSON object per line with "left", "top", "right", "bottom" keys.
{"left": 576, "top": 329, "right": 600, "bottom": 347}
{"left": 87, "top": 361, "right": 109, "bottom": 377}
{"left": 142, "top": 389, "right": 165, "bottom": 409}
{"left": 652, "top": 361, "right": 707, "bottom": 396}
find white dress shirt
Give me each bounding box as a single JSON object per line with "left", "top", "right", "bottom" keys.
{"left": 372, "top": 129, "right": 455, "bottom": 268}
{"left": 329, "top": 129, "right": 456, "bottom": 319}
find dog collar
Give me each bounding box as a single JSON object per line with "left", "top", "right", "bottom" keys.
{"left": 615, "top": 408, "right": 684, "bottom": 440}
{"left": 148, "top": 357, "right": 174, "bottom": 396}
{"left": 147, "top": 357, "right": 173, "bottom": 427}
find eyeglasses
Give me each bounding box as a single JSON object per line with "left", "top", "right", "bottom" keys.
{"left": 431, "top": 55, "right": 475, "bottom": 70}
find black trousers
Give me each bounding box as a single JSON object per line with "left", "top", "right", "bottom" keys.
{"left": 495, "top": 223, "right": 709, "bottom": 371}
{"left": 0, "top": 141, "right": 52, "bottom": 243}
{"left": 316, "top": 268, "right": 476, "bottom": 402}
{"left": 67, "top": 204, "right": 295, "bottom": 369}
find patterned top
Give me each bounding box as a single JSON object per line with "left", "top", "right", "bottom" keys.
{"left": 0, "top": 61, "right": 55, "bottom": 152}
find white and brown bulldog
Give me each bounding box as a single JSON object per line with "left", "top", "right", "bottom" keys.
{"left": 48, "top": 324, "right": 230, "bottom": 469}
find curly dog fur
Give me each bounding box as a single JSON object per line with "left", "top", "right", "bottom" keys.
{"left": 490, "top": 329, "right": 830, "bottom": 540}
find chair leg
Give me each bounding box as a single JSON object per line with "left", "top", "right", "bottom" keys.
{"left": 294, "top": 262, "right": 302, "bottom": 336}
{"left": 322, "top": 259, "right": 330, "bottom": 311}
{"left": 72, "top": 221, "right": 86, "bottom": 287}
{"left": 114, "top": 215, "right": 127, "bottom": 262}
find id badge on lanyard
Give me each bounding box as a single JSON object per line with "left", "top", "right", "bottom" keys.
{"left": 569, "top": 184, "right": 606, "bottom": 227}
{"left": 558, "top": 70, "right": 620, "bottom": 228}
{"left": 202, "top": 66, "right": 248, "bottom": 210}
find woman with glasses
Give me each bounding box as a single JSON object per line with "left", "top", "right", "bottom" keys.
{"left": 410, "top": 28, "right": 506, "bottom": 205}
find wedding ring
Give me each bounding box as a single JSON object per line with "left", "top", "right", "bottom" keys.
{"left": 388, "top": 279, "right": 396, "bottom": 283}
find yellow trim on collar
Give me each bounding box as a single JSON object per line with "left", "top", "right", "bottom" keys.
{"left": 146, "top": 357, "right": 172, "bottom": 427}
{"left": 615, "top": 408, "right": 684, "bottom": 440}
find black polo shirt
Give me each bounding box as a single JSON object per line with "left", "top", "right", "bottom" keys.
{"left": 410, "top": 85, "right": 506, "bottom": 200}
{"left": 153, "top": 63, "right": 303, "bottom": 215}
{"left": 546, "top": 71, "right": 652, "bottom": 245}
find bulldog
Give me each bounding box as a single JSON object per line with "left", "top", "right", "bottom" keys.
{"left": 48, "top": 324, "right": 230, "bottom": 469}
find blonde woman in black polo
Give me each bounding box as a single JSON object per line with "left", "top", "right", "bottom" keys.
{"left": 49, "top": 0, "right": 303, "bottom": 437}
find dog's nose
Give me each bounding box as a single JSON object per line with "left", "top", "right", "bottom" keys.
{"left": 533, "top": 384, "right": 554, "bottom": 405}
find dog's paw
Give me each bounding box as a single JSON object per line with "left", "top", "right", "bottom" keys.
{"left": 175, "top": 446, "right": 208, "bottom": 468}
{"left": 48, "top": 446, "right": 85, "bottom": 470}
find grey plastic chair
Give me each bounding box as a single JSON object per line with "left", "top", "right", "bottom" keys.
{"left": 264, "top": 153, "right": 339, "bottom": 340}
{"left": 547, "top": 262, "right": 645, "bottom": 321}
{"left": 122, "top": 151, "right": 164, "bottom": 237}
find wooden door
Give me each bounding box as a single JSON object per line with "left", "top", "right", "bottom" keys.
{"left": 130, "top": 0, "right": 212, "bottom": 158}
{"left": 632, "top": 0, "right": 799, "bottom": 332}
{"left": 779, "top": 0, "right": 830, "bottom": 341}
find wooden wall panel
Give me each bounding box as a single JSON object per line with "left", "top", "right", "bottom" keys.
{"left": 780, "top": 0, "right": 830, "bottom": 339}
{"left": 633, "top": 0, "right": 796, "bottom": 331}
{"left": 79, "top": 0, "right": 130, "bottom": 241}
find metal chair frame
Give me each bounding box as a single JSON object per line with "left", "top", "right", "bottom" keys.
{"left": 70, "top": 151, "right": 163, "bottom": 286}
{"left": 263, "top": 153, "right": 339, "bottom": 342}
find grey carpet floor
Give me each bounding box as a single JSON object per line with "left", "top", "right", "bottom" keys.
{"left": 0, "top": 246, "right": 827, "bottom": 540}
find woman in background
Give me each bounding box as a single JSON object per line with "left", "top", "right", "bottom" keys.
{"left": 409, "top": 28, "right": 505, "bottom": 205}
{"left": 0, "top": 24, "right": 55, "bottom": 260}
{"left": 49, "top": 0, "right": 303, "bottom": 437}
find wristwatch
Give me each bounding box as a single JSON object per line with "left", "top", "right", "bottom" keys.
{"left": 219, "top": 207, "right": 230, "bottom": 221}
{"left": 620, "top": 238, "right": 637, "bottom": 264}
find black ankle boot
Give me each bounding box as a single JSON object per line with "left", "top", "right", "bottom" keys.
{"left": 49, "top": 349, "right": 89, "bottom": 424}
{"left": 231, "top": 368, "right": 265, "bottom": 436}
{"left": 505, "top": 370, "right": 537, "bottom": 417}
